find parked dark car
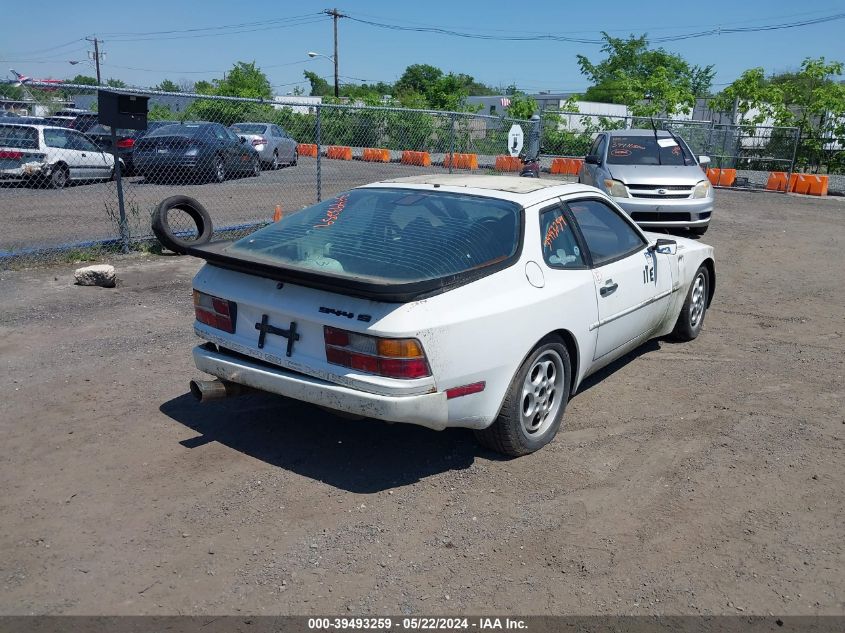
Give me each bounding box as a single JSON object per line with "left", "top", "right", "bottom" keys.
{"left": 134, "top": 122, "right": 261, "bottom": 183}
{"left": 45, "top": 109, "right": 99, "bottom": 133}
{"left": 86, "top": 121, "right": 176, "bottom": 176}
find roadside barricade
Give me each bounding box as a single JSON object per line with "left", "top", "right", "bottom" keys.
{"left": 443, "top": 153, "right": 478, "bottom": 170}
{"left": 362, "top": 148, "right": 390, "bottom": 163}
{"left": 495, "top": 156, "right": 521, "bottom": 172}
{"left": 326, "top": 146, "right": 352, "bottom": 160}
{"left": 401, "top": 151, "right": 431, "bottom": 167}
{"left": 297, "top": 143, "right": 318, "bottom": 157}
{"left": 766, "top": 172, "right": 788, "bottom": 191}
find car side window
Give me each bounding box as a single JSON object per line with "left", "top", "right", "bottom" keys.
{"left": 567, "top": 199, "right": 646, "bottom": 266}
{"left": 226, "top": 128, "right": 240, "bottom": 142}
{"left": 595, "top": 135, "right": 607, "bottom": 162}
{"left": 68, "top": 131, "right": 98, "bottom": 152}
{"left": 539, "top": 206, "right": 585, "bottom": 269}
{"left": 212, "top": 125, "right": 228, "bottom": 141}
{"left": 271, "top": 126, "right": 282, "bottom": 137}
{"left": 588, "top": 134, "right": 602, "bottom": 157}
{"left": 43, "top": 128, "right": 71, "bottom": 149}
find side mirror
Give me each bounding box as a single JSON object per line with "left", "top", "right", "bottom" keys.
{"left": 698, "top": 155, "right": 711, "bottom": 166}
{"left": 650, "top": 238, "right": 677, "bottom": 255}
{"left": 585, "top": 154, "right": 600, "bottom": 165}
{"left": 239, "top": 136, "right": 246, "bottom": 144}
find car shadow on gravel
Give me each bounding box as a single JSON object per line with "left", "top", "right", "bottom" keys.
{"left": 160, "top": 392, "right": 498, "bottom": 493}
{"left": 573, "top": 338, "right": 661, "bottom": 395}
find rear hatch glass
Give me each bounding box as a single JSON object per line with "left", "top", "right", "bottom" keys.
{"left": 226, "top": 188, "right": 521, "bottom": 284}
{"left": 0, "top": 125, "right": 38, "bottom": 149}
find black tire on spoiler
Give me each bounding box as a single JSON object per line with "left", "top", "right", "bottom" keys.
{"left": 151, "top": 195, "right": 214, "bottom": 254}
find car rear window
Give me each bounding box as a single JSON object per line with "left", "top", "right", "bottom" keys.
{"left": 226, "top": 188, "right": 521, "bottom": 283}
{"left": 231, "top": 124, "right": 267, "bottom": 134}
{"left": 145, "top": 124, "right": 204, "bottom": 138}
{"left": 606, "top": 135, "right": 692, "bottom": 166}
{"left": 0, "top": 125, "right": 38, "bottom": 149}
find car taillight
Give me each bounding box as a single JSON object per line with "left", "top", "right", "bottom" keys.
{"left": 116, "top": 138, "right": 135, "bottom": 149}
{"left": 0, "top": 150, "right": 23, "bottom": 160}
{"left": 193, "top": 290, "right": 237, "bottom": 334}
{"left": 323, "top": 326, "right": 431, "bottom": 379}
{"left": 252, "top": 137, "right": 267, "bottom": 146}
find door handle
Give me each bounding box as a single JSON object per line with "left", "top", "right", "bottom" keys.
{"left": 600, "top": 280, "right": 618, "bottom": 297}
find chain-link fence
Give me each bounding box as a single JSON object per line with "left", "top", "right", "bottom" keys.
{"left": 1, "top": 83, "right": 537, "bottom": 268}
{"left": 539, "top": 110, "right": 802, "bottom": 189}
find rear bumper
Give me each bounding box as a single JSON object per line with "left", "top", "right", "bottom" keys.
{"left": 193, "top": 344, "right": 451, "bottom": 430}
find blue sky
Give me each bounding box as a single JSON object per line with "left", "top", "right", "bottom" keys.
{"left": 3, "top": 0, "right": 844, "bottom": 95}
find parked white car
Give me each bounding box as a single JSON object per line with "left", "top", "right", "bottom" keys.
{"left": 184, "top": 175, "right": 715, "bottom": 456}
{"left": 230, "top": 123, "right": 298, "bottom": 170}
{"left": 0, "top": 122, "right": 115, "bottom": 188}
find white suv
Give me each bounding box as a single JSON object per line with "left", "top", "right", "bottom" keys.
{"left": 0, "top": 122, "right": 115, "bottom": 188}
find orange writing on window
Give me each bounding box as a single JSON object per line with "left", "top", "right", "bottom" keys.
{"left": 544, "top": 215, "right": 567, "bottom": 248}
{"left": 314, "top": 194, "right": 350, "bottom": 228}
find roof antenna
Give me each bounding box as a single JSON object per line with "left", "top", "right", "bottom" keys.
{"left": 650, "top": 117, "right": 662, "bottom": 166}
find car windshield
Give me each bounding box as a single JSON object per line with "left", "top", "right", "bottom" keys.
{"left": 606, "top": 135, "right": 692, "bottom": 166}
{"left": 0, "top": 125, "right": 38, "bottom": 149}
{"left": 231, "top": 124, "right": 267, "bottom": 134}
{"left": 226, "top": 188, "right": 522, "bottom": 283}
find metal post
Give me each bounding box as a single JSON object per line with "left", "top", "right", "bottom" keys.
{"left": 447, "top": 113, "right": 456, "bottom": 174}
{"left": 785, "top": 126, "right": 801, "bottom": 196}
{"left": 527, "top": 113, "right": 541, "bottom": 159}
{"left": 315, "top": 104, "right": 322, "bottom": 202}
{"left": 110, "top": 127, "right": 129, "bottom": 253}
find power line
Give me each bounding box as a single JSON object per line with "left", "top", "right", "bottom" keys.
{"left": 343, "top": 12, "right": 845, "bottom": 45}
{"left": 349, "top": 6, "right": 843, "bottom": 36}
{"left": 99, "top": 59, "right": 312, "bottom": 75}
{"left": 104, "top": 16, "right": 330, "bottom": 42}
{"left": 99, "top": 12, "right": 323, "bottom": 37}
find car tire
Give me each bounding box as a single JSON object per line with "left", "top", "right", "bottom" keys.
{"left": 50, "top": 164, "right": 69, "bottom": 189}
{"left": 270, "top": 150, "right": 279, "bottom": 170}
{"left": 250, "top": 154, "right": 260, "bottom": 177}
{"left": 291, "top": 148, "right": 298, "bottom": 166}
{"left": 151, "top": 195, "right": 214, "bottom": 254}
{"left": 671, "top": 265, "right": 710, "bottom": 341}
{"left": 211, "top": 155, "right": 226, "bottom": 183}
{"left": 474, "top": 335, "right": 571, "bottom": 457}
{"left": 689, "top": 225, "right": 709, "bottom": 237}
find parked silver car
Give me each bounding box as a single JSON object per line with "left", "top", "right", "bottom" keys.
{"left": 578, "top": 129, "right": 714, "bottom": 236}
{"left": 230, "top": 123, "right": 297, "bottom": 170}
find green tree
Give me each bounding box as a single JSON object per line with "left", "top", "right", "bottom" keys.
{"left": 214, "top": 61, "right": 272, "bottom": 99}
{"left": 105, "top": 78, "right": 126, "bottom": 88}
{"left": 68, "top": 74, "right": 98, "bottom": 86}
{"left": 155, "top": 79, "right": 181, "bottom": 92}
{"left": 304, "top": 70, "right": 332, "bottom": 97}
{"left": 577, "top": 33, "right": 714, "bottom": 116}
{"left": 709, "top": 67, "right": 784, "bottom": 125}
{"left": 506, "top": 92, "right": 537, "bottom": 120}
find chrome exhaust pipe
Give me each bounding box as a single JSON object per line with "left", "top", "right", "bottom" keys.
{"left": 189, "top": 379, "right": 248, "bottom": 402}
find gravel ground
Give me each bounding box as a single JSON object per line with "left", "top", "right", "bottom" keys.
{"left": 0, "top": 188, "right": 843, "bottom": 616}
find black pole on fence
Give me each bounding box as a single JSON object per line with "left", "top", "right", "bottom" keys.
{"left": 786, "top": 126, "right": 801, "bottom": 195}
{"left": 110, "top": 127, "right": 129, "bottom": 254}
{"left": 316, "top": 105, "right": 322, "bottom": 203}
{"left": 447, "top": 113, "right": 456, "bottom": 174}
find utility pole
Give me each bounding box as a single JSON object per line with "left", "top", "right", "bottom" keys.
{"left": 86, "top": 36, "right": 103, "bottom": 84}
{"left": 324, "top": 8, "right": 344, "bottom": 98}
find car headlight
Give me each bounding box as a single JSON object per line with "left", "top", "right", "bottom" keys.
{"left": 693, "top": 180, "right": 712, "bottom": 199}
{"left": 603, "top": 179, "right": 629, "bottom": 198}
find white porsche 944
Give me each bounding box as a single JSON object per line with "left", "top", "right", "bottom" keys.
{"left": 185, "top": 175, "right": 715, "bottom": 456}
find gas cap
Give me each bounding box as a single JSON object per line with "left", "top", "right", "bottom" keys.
{"left": 525, "top": 261, "right": 545, "bottom": 288}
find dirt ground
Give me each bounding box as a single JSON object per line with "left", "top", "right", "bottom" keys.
{"left": 0, "top": 189, "right": 843, "bottom": 616}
